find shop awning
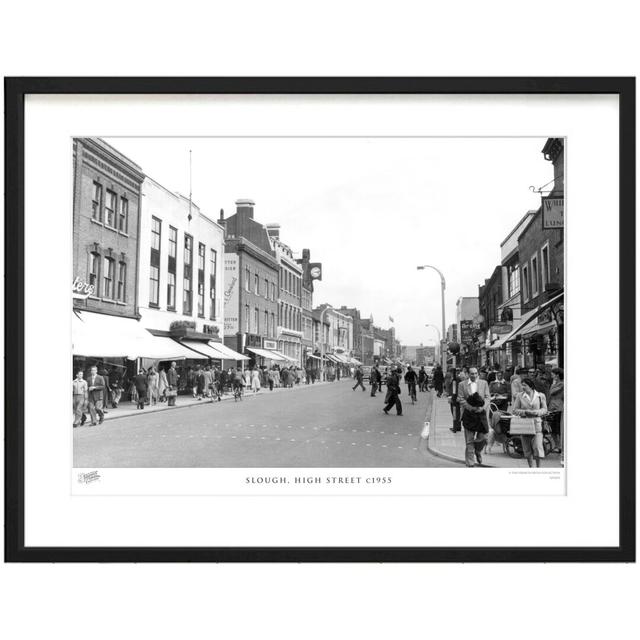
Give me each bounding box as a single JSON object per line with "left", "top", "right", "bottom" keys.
{"left": 206, "top": 342, "right": 250, "bottom": 361}
{"left": 488, "top": 292, "right": 563, "bottom": 350}
{"left": 269, "top": 349, "right": 297, "bottom": 362}
{"left": 72, "top": 311, "right": 198, "bottom": 360}
{"left": 179, "top": 340, "right": 224, "bottom": 359}
{"left": 350, "top": 357, "right": 362, "bottom": 365}
{"left": 306, "top": 354, "right": 321, "bottom": 360}
{"left": 324, "top": 354, "right": 339, "bottom": 363}
{"left": 246, "top": 347, "right": 285, "bottom": 360}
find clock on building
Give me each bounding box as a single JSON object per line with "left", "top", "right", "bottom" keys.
{"left": 309, "top": 263, "right": 322, "bottom": 280}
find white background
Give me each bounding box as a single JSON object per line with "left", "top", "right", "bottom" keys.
{"left": 27, "top": 94, "right": 605, "bottom": 545}
{"left": 1, "top": 2, "right": 638, "bottom": 640}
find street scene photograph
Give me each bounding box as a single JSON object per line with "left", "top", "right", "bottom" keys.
{"left": 72, "top": 135, "right": 565, "bottom": 469}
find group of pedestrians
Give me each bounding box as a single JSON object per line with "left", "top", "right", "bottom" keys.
{"left": 444, "top": 364, "right": 565, "bottom": 468}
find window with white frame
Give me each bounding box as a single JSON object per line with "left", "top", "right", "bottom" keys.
{"left": 105, "top": 190, "right": 117, "bottom": 228}
{"left": 103, "top": 256, "right": 115, "bottom": 299}
{"left": 541, "top": 243, "right": 551, "bottom": 291}
{"left": 92, "top": 182, "right": 102, "bottom": 221}
{"left": 531, "top": 254, "right": 539, "bottom": 298}
{"left": 522, "top": 264, "right": 530, "bottom": 302}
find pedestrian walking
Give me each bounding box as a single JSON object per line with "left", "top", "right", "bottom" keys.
{"left": 457, "top": 367, "right": 490, "bottom": 467}
{"left": 370, "top": 364, "right": 381, "bottom": 396}
{"left": 202, "top": 366, "right": 213, "bottom": 399}
{"left": 134, "top": 368, "right": 149, "bottom": 409}
{"left": 448, "top": 369, "right": 463, "bottom": 433}
{"left": 72, "top": 370, "right": 88, "bottom": 428}
{"left": 166, "top": 361, "right": 179, "bottom": 406}
{"left": 86, "top": 365, "right": 106, "bottom": 425}
{"left": 108, "top": 367, "right": 123, "bottom": 408}
{"left": 98, "top": 365, "right": 111, "bottom": 412}
{"left": 267, "top": 368, "right": 275, "bottom": 391}
{"left": 382, "top": 367, "right": 403, "bottom": 416}
{"left": 432, "top": 364, "right": 444, "bottom": 397}
{"left": 512, "top": 377, "right": 548, "bottom": 468}
{"left": 547, "top": 367, "right": 564, "bottom": 453}
{"left": 251, "top": 368, "right": 261, "bottom": 393}
{"left": 158, "top": 366, "right": 168, "bottom": 402}
{"left": 510, "top": 368, "right": 525, "bottom": 404}
{"left": 147, "top": 366, "right": 159, "bottom": 405}
{"left": 352, "top": 366, "right": 366, "bottom": 391}
{"left": 418, "top": 366, "right": 427, "bottom": 392}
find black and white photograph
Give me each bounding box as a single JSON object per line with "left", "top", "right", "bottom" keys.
{"left": 72, "top": 135, "right": 565, "bottom": 472}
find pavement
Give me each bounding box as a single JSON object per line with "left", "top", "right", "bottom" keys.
{"left": 73, "top": 379, "right": 458, "bottom": 468}
{"left": 426, "top": 392, "right": 564, "bottom": 468}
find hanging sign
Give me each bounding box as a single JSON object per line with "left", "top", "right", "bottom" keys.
{"left": 542, "top": 197, "right": 564, "bottom": 229}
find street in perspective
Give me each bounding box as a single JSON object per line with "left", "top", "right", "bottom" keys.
{"left": 73, "top": 136, "right": 564, "bottom": 470}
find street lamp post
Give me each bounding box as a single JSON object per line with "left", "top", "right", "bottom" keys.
{"left": 417, "top": 264, "right": 447, "bottom": 371}
{"left": 424, "top": 323, "right": 441, "bottom": 365}
{"left": 319, "top": 304, "right": 333, "bottom": 382}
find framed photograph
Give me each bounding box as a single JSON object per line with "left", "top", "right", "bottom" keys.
{"left": 5, "top": 77, "right": 635, "bottom": 562}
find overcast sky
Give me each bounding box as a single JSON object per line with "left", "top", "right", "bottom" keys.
{"left": 105, "top": 136, "right": 552, "bottom": 345}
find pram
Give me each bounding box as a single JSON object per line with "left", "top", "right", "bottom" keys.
{"left": 487, "top": 399, "right": 554, "bottom": 458}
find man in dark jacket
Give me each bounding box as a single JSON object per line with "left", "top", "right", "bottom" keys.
{"left": 383, "top": 368, "right": 403, "bottom": 416}
{"left": 418, "top": 366, "right": 427, "bottom": 392}
{"left": 108, "top": 367, "right": 123, "bottom": 408}
{"left": 404, "top": 366, "right": 418, "bottom": 401}
{"left": 134, "top": 369, "right": 148, "bottom": 410}
{"left": 432, "top": 365, "right": 444, "bottom": 397}
{"left": 352, "top": 366, "right": 366, "bottom": 392}
{"left": 370, "top": 365, "right": 381, "bottom": 397}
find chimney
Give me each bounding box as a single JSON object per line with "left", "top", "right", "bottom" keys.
{"left": 235, "top": 198, "right": 255, "bottom": 219}
{"left": 265, "top": 223, "right": 280, "bottom": 240}
{"left": 218, "top": 208, "right": 226, "bottom": 234}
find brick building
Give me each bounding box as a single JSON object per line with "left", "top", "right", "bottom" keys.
{"left": 298, "top": 249, "right": 323, "bottom": 370}
{"left": 72, "top": 137, "right": 144, "bottom": 319}
{"left": 220, "top": 200, "right": 281, "bottom": 364}
{"left": 489, "top": 137, "right": 565, "bottom": 369}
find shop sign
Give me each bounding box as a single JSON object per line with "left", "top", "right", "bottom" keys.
{"left": 72, "top": 276, "right": 95, "bottom": 299}
{"left": 460, "top": 320, "right": 474, "bottom": 345}
{"left": 223, "top": 254, "right": 239, "bottom": 333}
{"left": 263, "top": 339, "right": 277, "bottom": 350}
{"left": 491, "top": 322, "right": 513, "bottom": 334}
{"left": 542, "top": 197, "right": 564, "bottom": 229}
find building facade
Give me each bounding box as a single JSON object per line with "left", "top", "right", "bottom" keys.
{"left": 298, "top": 249, "right": 323, "bottom": 370}
{"left": 456, "top": 296, "right": 480, "bottom": 365}
{"left": 221, "top": 200, "right": 280, "bottom": 362}
{"left": 72, "top": 137, "right": 145, "bottom": 319}
{"left": 137, "top": 176, "right": 225, "bottom": 340}
{"left": 267, "top": 224, "right": 304, "bottom": 366}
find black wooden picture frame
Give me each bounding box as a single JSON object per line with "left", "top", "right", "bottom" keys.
{"left": 4, "top": 77, "right": 635, "bottom": 562}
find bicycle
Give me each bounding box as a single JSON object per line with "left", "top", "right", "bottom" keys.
{"left": 407, "top": 382, "right": 417, "bottom": 404}
{"left": 233, "top": 383, "right": 243, "bottom": 402}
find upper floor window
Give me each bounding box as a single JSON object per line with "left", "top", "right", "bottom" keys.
{"left": 151, "top": 217, "right": 162, "bottom": 251}
{"left": 168, "top": 227, "right": 177, "bottom": 259}
{"left": 198, "top": 243, "right": 205, "bottom": 271}
{"left": 92, "top": 182, "right": 102, "bottom": 221}
{"left": 117, "top": 262, "right": 126, "bottom": 302}
{"left": 264, "top": 278, "right": 269, "bottom": 299}
{"left": 522, "top": 264, "right": 530, "bottom": 302}
{"left": 103, "top": 256, "right": 115, "bottom": 299}
{"left": 245, "top": 268, "right": 251, "bottom": 292}
{"left": 541, "top": 244, "right": 551, "bottom": 291}
{"left": 254, "top": 273, "right": 260, "bottom": 295}
{"left": 531, "top": 254, "right": 539, "bottom": 297}
{"left": 118, "top": 197, "right": 128, "bottom": 233}
{"left": 105, "top": 190, "right": 117, "bottom": 228}
{"left": 184, "top": 234, "right": 193, "bottom": 266}
{"left": 89, "top": 252, "right": 100, "bottom": 291}
{"left": 507, "top": 263, "right": 520, "bottom": 298}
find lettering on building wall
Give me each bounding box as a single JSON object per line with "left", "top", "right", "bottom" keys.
{"left": 72, "top": 276, "right": 95, "bottom": 299}
{"left": 224, "top": 255, "right": 239, "bottom": 333}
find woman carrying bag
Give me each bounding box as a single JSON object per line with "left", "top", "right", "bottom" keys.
{"left": 511, "top": 377, "right": 548, "bottom": 468}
